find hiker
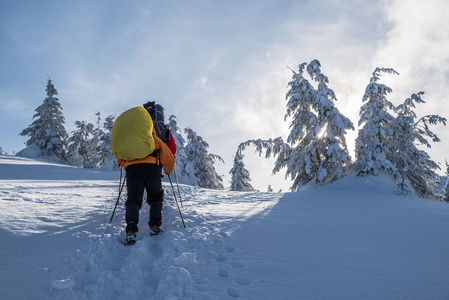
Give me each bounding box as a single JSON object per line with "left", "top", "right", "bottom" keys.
{"left": 111, "top": 103, "right": 175, "bottom": 245}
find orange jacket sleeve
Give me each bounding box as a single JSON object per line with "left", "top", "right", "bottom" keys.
{"left": 154, "top": 135, "right": 175, "bottom": 174}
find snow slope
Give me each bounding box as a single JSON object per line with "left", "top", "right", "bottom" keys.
{"left": 1, "top": 155, "right": 449, "bottom": 300}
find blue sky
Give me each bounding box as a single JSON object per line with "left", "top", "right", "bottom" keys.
{"left": 1, "top": 0, "right": 448, "bottom": 190}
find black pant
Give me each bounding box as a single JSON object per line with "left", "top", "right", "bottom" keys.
{"left": 125, "top": 163, "right": 163, "bottom": 233}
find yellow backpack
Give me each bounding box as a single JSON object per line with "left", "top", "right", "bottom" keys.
{"left": 111, "top": 106, "right": 156, "bottom": 161}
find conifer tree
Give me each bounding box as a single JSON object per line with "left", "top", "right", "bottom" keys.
{"left": 390, "top": 92, "right": 446, "bottom": 197}
{"left": 168, "top": 115, "right": 187, "bottom": 173}
{"left": 443, "top": 160, "right": 449, "bottom": 202}
{"left": 96, "top": 115, "right": 117, "bottom": 169}
{"left": 241, "top": 137, "right": 289, "bottom": 175}
{"left": 84, "top": 112, "right": 104, "bottom": 168}
{"left": 230, "top": 145, "right": 255, "bottom": 191}
{"left": 0, "top": 146, "right": 4, "bottom": 155}
{"left": 183, "top": 127, "right": 224, "bottom": 189}
{"left": 356, "top": 68, "right": 398, "bottom": 176}
{"left": 256, "top": 60, "right": 353, "bottom": 191}
{"left": 67, "top": 121, "right": 94, "bottom": 167}
{"left": 306, "top": 60, "right": 354, "bottom": 182}
{"left": 168, "top": 115, "right": 185, "bottom": 148}
{"left": 20, "top": 79, "right": 68, "bottom": 162}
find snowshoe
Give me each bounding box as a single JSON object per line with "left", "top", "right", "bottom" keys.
{"left": 124, "top": 231, "right": 137, "bottom": 246}
{"left": 149, "top": 225, "right": 163, "bottom": 236}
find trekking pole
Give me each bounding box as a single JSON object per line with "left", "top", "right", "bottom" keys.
{"left": 173, "top": 169, "right": 183, "bottom": 208}
{"left": 168, "top": 173, "right": 186, "bottom": 228}
{"left": 110, "top": 169, "right": 126, "bottom": 223}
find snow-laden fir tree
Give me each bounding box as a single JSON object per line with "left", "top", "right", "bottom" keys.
{"left": 443, "top": 160, "right": 449, "bottom": 202}
{"left": 241, "top": 137, "right": 289, "bottom": 176}
{"left": 183, "top": 127, "right": 224, "bottom": 189}
{"left": 306, "top": 60, "right": 354, "bottom": 182}
{"left": 19, "top": 79, "right": 68, "bottom": 162}
{"left": 356, "top": 68, "right": 399, "bottom": 176}
{"left": 96, "top": 115, "right": 117, "bottom": 169}
{"left": 230, "top": 145, "right": 255, "bottom": 191}
{"left": 263, "top": 60, "right": 353, "bottom": 191}
{"left": 168, "top": 115, "right": 185, "bottom": 149}
{"left": 168, "top": 115, "right": 187, "bottom": 174}
{"left": 84, "top": 112, "right": 104, "bottom": 168}
{"left": 390, "top": 92, "right": 446, "bottom": 198}
{"left": 67, "top": 121, "right": 94, "bottom": 167}
{"left": 0, "top": 146, "right": 4, "bottom": 155}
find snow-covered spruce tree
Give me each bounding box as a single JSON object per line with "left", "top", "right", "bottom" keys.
{"left": 267, "top": 60, "right": 353, "bottom": 190}
{"left": 19, "top": 79, "right": 68, "bottom": 162}
{"left": 306, "top": 60, "right": 354, "bottom": 182}
{"left": 241, "top": 137, "right": 289, "bottom": 176}
{"left": 67, "top": 121, "right": 94, "bottom": 167}
{"left": 230, "top": 144, "right": 255, "bottom": 191}
{"left": 183, "top": 127, "right": 224, "bottom": 189}
{"left": 96, "top": 115, "right": 117, "bottom": 169}
{"left": 443, "top": 160, "right": 449, "bottom": 202}
{"left": 168, "top": 115, "right": 185, "bottom": 149}
{"left": 0, "top": 146, "right": 4, "bottom": 155}
{"left": 390, "top": 92, "right": 446, "bottom": 198}
{"left": 84, "top": 112, "right": 104, "bottom": 168}
{"left": 168, "top": 115, "right": 187, "bottom": 173}
{"left": 355, "top": 68, "right": 399, "bottom": 177}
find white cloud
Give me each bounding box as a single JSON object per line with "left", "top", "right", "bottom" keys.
{"left": 372, "top": 0, "right": 449, "bottom": 169}
{"left": 374, "top": 0, "right": 449, "bottom": 88}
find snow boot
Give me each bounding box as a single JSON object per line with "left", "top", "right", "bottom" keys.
{"left": 124, "top": 231, "right": 137, "bottom": 246}
{"left": 149, "top": 225, "right": 163, "bottom": 236}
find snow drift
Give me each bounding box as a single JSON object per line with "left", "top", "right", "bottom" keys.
{"left": 1, "top": 155, "right": 449, "bottom": 300}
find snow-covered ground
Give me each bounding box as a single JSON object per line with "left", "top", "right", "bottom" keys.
{"left": 1, "top": 155, "right": 449, "bottom": 300}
